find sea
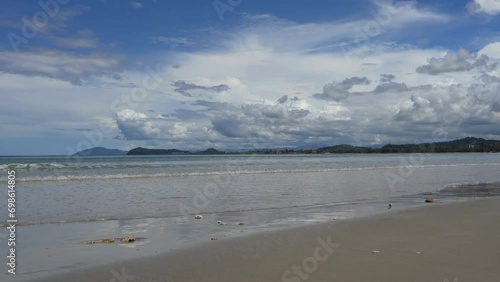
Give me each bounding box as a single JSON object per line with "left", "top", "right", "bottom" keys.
{"left": 0, "top": 153, "right": 499, "bottom": 280}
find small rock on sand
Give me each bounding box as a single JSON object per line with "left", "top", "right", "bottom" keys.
{"left": 238, "top": 222, "right": 245, "bottom": 226}
{"left": 120, "top": 236, "right": 136, "bottom": 243}
{"left": 425, "top": 197, "right": 435, "bottom": 203}
{"left": 217, "top": 221, "right": 227, "bottom": 226}
{"left": 194, "top": 215, "right": 203, "bottom": 220}
{"left": 211, "top": 236, "right": 217, "bottom": 240}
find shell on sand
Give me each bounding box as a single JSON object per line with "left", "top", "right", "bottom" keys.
{"left": 425, "top": 197, "right": 435, "bottom": 203}
{"left": 217, "top": 221, "right": 227, "bottom": 225}
{"left": 194, "top": 215, "right": 203, "bottom": 220}
{"left": 372, "top": 250, "right": 380, "bottom": 254}
{"left": 120, "top": 236, "right": 136, "bottom": 243}
{"left": 211, "top": 236, "right": 217, "bottom": 240}
{"left": 83, "top": 236, "right": 137, "bottom": 244}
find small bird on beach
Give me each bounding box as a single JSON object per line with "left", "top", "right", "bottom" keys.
{"left": 388, "top": 204, "right": 392, "bottom": 209}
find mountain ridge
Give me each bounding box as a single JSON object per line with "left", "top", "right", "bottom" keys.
{"left": 72, "top": 137, "right": 500, "bottom": 156}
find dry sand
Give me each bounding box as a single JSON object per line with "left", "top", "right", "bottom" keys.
{"left": 42, "top": 197, "right": 500, "bottom": 282}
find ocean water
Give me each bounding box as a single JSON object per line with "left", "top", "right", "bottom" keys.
{"left": 1, "top": 153, "right": 499, "bottom": 226}
{"left": 1, "top": 153, "right": 500, "bottom": 280}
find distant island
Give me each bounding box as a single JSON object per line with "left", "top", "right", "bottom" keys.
{"left": 72, "top": 147, "right": 127, "bottom": 156}
{"left": 127, "top": 147, "right": 225, "bottom": 155}
{"left": 73, "top": 137, "right": 500, "bottom": 156}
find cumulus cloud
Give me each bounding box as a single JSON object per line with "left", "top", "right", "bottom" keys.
{"left": 373, "top": 74, "right": 409, "bottom": 93}
{"left": 6, "top": 0, "right": 500, "bottom": 151}
{"left": 276, "top": 95, "right": 301, "bottom": 104}
{"left": 313, "top": 77, "right": 371, "bottom": 101}
{"left": 210, "top": 101, "right": 317, "bottom": 140}
{"left": 115, "top": 108, "right": 220, "bottom": 143}
{"left": 467, "top": 0, "right": 500, "bottom": 15}
{"left": 277, "top": 95, "right": 288, "bottom": 104}
{"left": 173, "top": 80, "right": 230, "bottom": 97}
{"left": 115, "top": 109, "right": 160, "bottom": 140}
{"left": 211, "top": 115, "right": 259, "bottom": 138}
{"left": 104, "top": 68, "right": 500, "bottom": 149}
{"left": 480, "top": 42, "right": 500, "bottom": 59}
{"left": 416, "top": 48, "right": 496, "bottom": 75}
{"left": 380, "top": 74, "right": 395, "bottom": 82}
{"left": 112, "top": 93, "right": 353, "bottom": 148}
{"left": 0, "top": 50, "right": 122, "bottom": 85}
{"left": 392, "top": 75, "right": 500, "bottom": 138}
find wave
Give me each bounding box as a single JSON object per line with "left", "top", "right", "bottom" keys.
{"left": 0, "top": 163, "right": 96, "bottom": 170}
{"left": 3, "top": 160, "right": 500, "bottom": 171}
{"left": 4, "top": 162, "right": 500, "bottom": 182}
{"left": 0, "top": 162, "right": 177, "bottom": 170}
{"left": 439, "top": 181, "right": 500, "bottom": 191}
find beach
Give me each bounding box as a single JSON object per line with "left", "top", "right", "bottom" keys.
{"left": 41, "top": 196, "right": 500, "bottom": 282}
{"left": 0, "top": 154, "right": 499, "bottom": 281}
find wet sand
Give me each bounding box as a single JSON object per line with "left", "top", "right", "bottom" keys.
{"left": 39, "top": 197, "right": 500, "bottom": 282}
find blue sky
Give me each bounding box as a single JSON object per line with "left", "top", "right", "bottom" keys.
{"left": 1, "top": 0, "right": 500, "bottom": 155}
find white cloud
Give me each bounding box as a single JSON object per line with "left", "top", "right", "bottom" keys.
{"left": 231, "top": 1, "right": 451, "bottom": 53}
{"left": 313, "top": 77, "right": 371, "bottom": 101}
{"left": 117, "top": 109, "right": 148, "bottom": 120}
{"left": 479, "top": 42, "right": 500, "bottom": 59}
{"left": 0, "top": 50, "right": 122, "bottom": 85}
{"left": 116, "top": 109, "right": 160, "bottom": 140}
{"left": 0, "top": 73, "right": 131, "bottom": 140}
{"left": 416, "top": 48, "right": 496, "bottom": 75}
{"left": 138, "top": 34, "right": 500, "bottom": 147}
{"left": 467, "top": 0, "right": 500, "bottom": 15}
{"left": 4, "top": 1, "right": 500, "bottom": 151}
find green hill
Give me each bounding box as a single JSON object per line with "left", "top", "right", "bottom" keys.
{"left": 127, "top": 147, "right": 190, "bottom": 155}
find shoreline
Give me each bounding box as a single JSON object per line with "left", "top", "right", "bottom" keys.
{"left": 36, "top": 196, "right": 500, "bottom": 282}
{"left": 2, "top": 194, "right": 434, "bottom": 281}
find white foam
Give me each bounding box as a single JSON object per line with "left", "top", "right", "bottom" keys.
{"left": 6, "top": 162, "right": 499, "bottom": 182}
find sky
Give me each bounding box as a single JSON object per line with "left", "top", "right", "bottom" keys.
{"left": 1, "top": 0, "right": 500, "bottom": 155}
